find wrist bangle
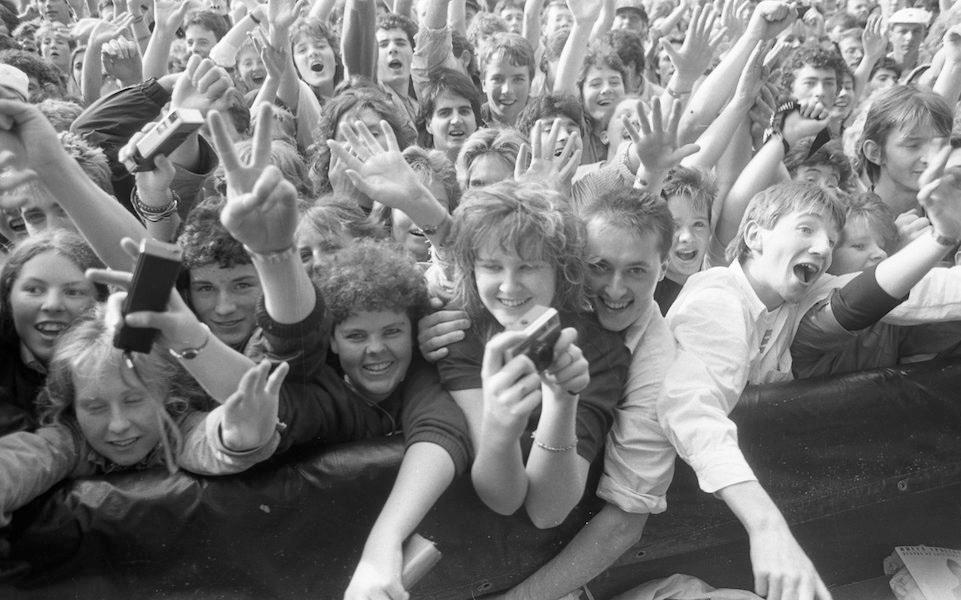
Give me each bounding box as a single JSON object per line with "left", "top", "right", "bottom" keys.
{"left": 249, "top": 12, "right": 261, "bottom": 24}
{"left": 245, "top": 245, "right": 298, "bottom": 262}
{"left": 168, "top": 324, "right": 211, "bottom": 360}
{"left": 132, "top": 188, "right": 180, "bottom": 222}
{"left": 931, "top": 228, "right": 961, "bottom": 248}
{"left": 530, "top": 432, "right": 578, "bottom": 453}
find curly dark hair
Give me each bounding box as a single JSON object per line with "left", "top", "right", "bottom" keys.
{"left": 377, "top": 12, "right": 417, "bottom": 48}
{"left": 779, "top": 45, "right": 845, "bottom": 95}
{"left": 785, "top": 139, "right": 854, "bottom": 191}
{"left": 0, "top": 48, "right": 65, "bottom": 98}
{"left": 177, "top": 197, "right": 250, "bottom": 271}
{"left": 515, "top": 94, "right": 585, "bottom": 138}
{"left": 416, "top": 68, "right": 483, "bottom": 149}
{"left": 313, "top": 238, "right": 430, "bottom": 326}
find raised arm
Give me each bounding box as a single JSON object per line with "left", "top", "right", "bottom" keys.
{"left": 934, "top": 25, "right": 961, "bottom": 104}
{"left": 522, "top": 0, "right": 545, "bottom": 51}
{"left": 551, "top": 0, "right": 602, "bottom": 96}
{"left": 142, "top": 0, "right": 192, "bottom": 79}
{"left": 626, "top": 97, "right": 700, "bottom": 196}
{"left": 209, "top": 104, "right": 316, "bottom": 325}
{"left": 657, "top": 3, "right": 725, "bottom": 115}
{"left": 82, "top": 14, "right": 136, "bottom": 104}
{"left": 853, "top": 14, "right": 884, "bottom": 97}
{"left": 341, "top": 0, "right": 378, "bottom": 81}
{"left": 209, "top": 4, "right": 267, "bottom": 68}
{"left": 589, "top": 0, "right": 615, "bottom": 39}
{"left": 268, "top": 0, "right": 309, "bottom": 111}
{"left": 680, "top": 1, "right": 796, "bottom": 143}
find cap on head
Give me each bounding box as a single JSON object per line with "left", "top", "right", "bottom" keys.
{"left": 889, "top": 8, "right": 931, "bottom": 26}
{"left": 615, "top": 0, "right": 647, "bottom": 14}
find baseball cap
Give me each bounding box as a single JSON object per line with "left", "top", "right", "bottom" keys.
{"left": 889, "top": 8, "right": 931, "bottom": 26}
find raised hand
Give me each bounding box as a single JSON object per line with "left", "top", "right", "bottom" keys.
{"left": 328, "top": 119, "right": 431, "bottom": 210}
{"left": 0, "top": 100, "right": 71, "bottom": 183}
{"left": 514, "top": 118, "right": 582, "bottom": 195}
{"left": 88, "top": 12, "right": 136, "bottom": 47}
{"left": 746, "top": 1, "right": 797, "bottom": 42}
{"left": 153, "top": 0, "right": 194, "bottom": 32}
{"left": 861, "top": 13, "right": 885, "bottom": 61}
{"left": 917, "top": 144, "right": 961, "bottom": 243}
{"left": 481, "top": 330, "right": 544, "bottom": 444}
{"left": 566, "top": 0, "right": 602, "bottom": 26}
{"left": 661, "top": 3, "right": 726, "bottom": 85}
{"left": 943, "top": 24, "right": 961, "bottom": 66}
{"left": 170, "top": 54, "right": 234, "bottom": 114}
{"left": 102, "top": 36, "right": 143, "bottom": 85}
{"left": 627, "top": 97, "right": 700, "bottom": 176}
{"left": 268, "top": 0, "right": 307, "bottom": 40}
{"left": 781, "top": 97, "right": 830, "bottom": 145}
{"left": 220, "top": 360, "right": 289, "bottom": 452}
{"left": 717, "top": 0, "right": 750, "bottom": 42}
{"left": 210, "top": 103, "right": 300, "bottom": 254}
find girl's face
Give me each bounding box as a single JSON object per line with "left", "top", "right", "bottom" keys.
{"left": 331, "top": 309, "right": 413, "bottom": 402}
{"left": 474, "top": 242, "right": 556, "bottom": 328}
{"left": 237, "top": 47, "right": 266, "bottom": 91}
{"left": 828, "top": 216, "right": 888, "bottom": 275}
{"left": 74, "top": 368, "right": 163, "bottom": 466}
{"left": 296, "top": 220, "right": 352, "bottom": 275}
{"left": 666, "top": 194, "right": 710, "bottom": 281}
{"left": 188, "top": 264, "right": 261, "bottom": 348}
{"left": 40, "top": 30, "right": 71, "bottom": 71}
{"left": 581, "top": 65, "right": 626, "bottom": 126}
{"left": 11, "top": 251, "right": 98, "bottom": 363}
{"left": 292, "top": 33, "right": 337, "bottom": 90}
{"left": 877, "top": 124, "right": 944, "bottom": 193}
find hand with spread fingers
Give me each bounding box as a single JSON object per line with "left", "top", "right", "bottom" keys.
{"left": 220, "top": 360, "right": 289, "bottom": 452}
{"left": 514, "top": 118, "right": 582, "bottom": 197}
{"left": 627, "top": 97, "right": 700, "bottom": 192}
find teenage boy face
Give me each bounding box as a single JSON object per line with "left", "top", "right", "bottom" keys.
{"left": 585, "top": 218, "right": 666, "bottom": 333}
{"left": 188, "top": 264, "right": 261, "bottom": 348}
{"left": 543, "top": 4, "right": 573, "bottom": 37}
{"left": 427, "top": 91, "right": 478, "bottom": 153}
{"left": 292, "top": 33, "right": 337, "bottom": 90}
{"left": 872, "top": 124, "right": 944, "bottom": 193}
{"left": 376, "top": 27, "right": 413, "bottom": 90}
{"left": 791, "top": 65, "right": 838, "bottom": 108}
{"left": 890, "top": 24, "right": 924, "bottom": 58}
{"left": 482, "top": 57, "right": 531, "bottom": 125}
{"left": 745, "top": 211, "right": 839, "bottom": 309}
{"left": 501, "top": 7, "right": 524, "bottom": 33}
{"left": 828, "top": 216, "right": 887, "bottom": 275}
{"left": 794, "top": 164, "right": 840, "bottom": 189}
{"left": 837, "top": 37, "right": 864, "bottom": 69}
{"left": 185, "top": 24, "right": 217, "bottom": 58}
{"left": 868, "top": 68, "right": 898, "bottom": 92}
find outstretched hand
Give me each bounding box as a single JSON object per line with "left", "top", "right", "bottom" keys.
{"left": 0, "top": 100, "right": 72, "bottom": 191}
{"left": 627, "top": 97, "right": 700, "bottom": 176}
{"left": 750, "top": 524, "right": 833, "bottom": 600}
{"left": 170, "top": 54, "right": 235, "bottom": 115}
{"left": 661, "top": 3, "right": 726, "bottom": 85}
{"left": 514, "top": 118, "right": 582, "bottom": 196}
{"left": 917, "top": 143, "right": 961, "bottom": 243}
{"left": 327, "top": 119, "right": 433, "bottom": 210}
{"left": 210, "top": 103, "right": 299, "bottom": 254}
{"left": 220, "top": 360, "right": 288, "bottom": 452}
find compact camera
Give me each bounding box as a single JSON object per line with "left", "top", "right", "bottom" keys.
{"left": 113, "top": 238, "right": 183, "bottom": 354}
{"left": 505, "top": 305, "right": 562, "bottom": 372}
{"left": 124, "top": 108, "right": 205, "bottom": 173}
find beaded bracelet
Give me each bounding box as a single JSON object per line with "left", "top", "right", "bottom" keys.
{"left": 132, "top": 188, "right": 180, "bottom": 223}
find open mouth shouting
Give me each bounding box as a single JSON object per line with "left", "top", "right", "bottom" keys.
{"left": 793, "top": 262, "right": 821, "bottom": 284}
{"left": 310, "top": 61, "right": 325, "bottom": 73}
{"left": 387, "top": 58, "right": 403, "bottom": 70}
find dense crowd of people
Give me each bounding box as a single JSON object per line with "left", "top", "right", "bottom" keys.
{"left": 1, "top": 0, "right": 961, "bottom": 597}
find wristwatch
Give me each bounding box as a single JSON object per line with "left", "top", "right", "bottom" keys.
{"left": 168, "top": 324, "right": 211, "bottom": 360}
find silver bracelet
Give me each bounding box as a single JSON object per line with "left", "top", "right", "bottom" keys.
{"left": 244, "top": 245, "right": 298, "bottom": 263}
{"left": 530, "top": 432, "right": 578, "bottom": 453}
{"left": 132, "top": 188, "right": 179, "bottom": 223}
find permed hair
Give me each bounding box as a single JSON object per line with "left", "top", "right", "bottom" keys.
{"left": 0, "top": 230, "right": 107, "bottom": 347}
{"left": 454, "top": 127, "right": 525, "bottom": 189}
{"left": 58, "top": 131, "right": 114, "bottom": 195}
{"left": 299, "top": 193, "right": 387, "bottom": 251}
{"left": 577, "top": 43, "right": 630, "bottom": 95}
{"left": 313, "top": 238, "right": 430, "bottom": 325}
{"left": 450, "top": 179, "right": 588, "bottom": 337}
{"left": 479, "top": 32, "right": 536, "bottom": 79}
{"left": 580, "top": 188, "right": 674, "bottom": 261}
{"left": 779, "top": 45, "right": 844, "bottom": 93}
{"left": 467, "top": 12, "right": 508, "bottom": 48}
{"left": 515, "top": 94, "right": 585, "bottom": 138}
{"left": 857, "top": 85, "right": 953, "bottom": 184}
{"left": 37, "top": 98, "right": 82, "bottom": 131}
{"left": 177, "top": 197, "right": 251, "bottom": 270}
{"left": 661, "top": 166, "right": 718, "bottom": 223}
{"left": 606, "top": 29, "right": 646, "bottom": 77}
{"left": 727, "top": 182, "right": 846, "bottom": 262}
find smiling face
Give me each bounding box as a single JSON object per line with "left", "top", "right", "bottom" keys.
{"left": 11, "top": 251, "right": 98, "bottom": 363}
{"left": 482, "top": 56, "right": 531, "bottom": 126}
{"left": 427, "top": 90, "right": 477, "bottom": 153}
{"left": 828, "top": 216, "right": 888, "bottom": 275}
{"left": 666, "top": 194, "right": 710, "bottom": 283}
{"left": 743, "top": 211, "right": 839, "bottom": 309}
{"left": 188, "top": 264, "right": 261, "bottom": 348}
{"left": 236, "top": 46, "right": 266, "bottom": 91}
{"left": 582, "top": 65, "right": 626, "bottom": 125}
{"left": 474, "top": 243, "right": 556, "bottom": 328}
{"left": 185, "top": 24, "right": 217, "bottom": 58}
{"left": 292, "top": 32, "right": 337, "bottom": 91}
{"left": 331, "top": 309, "right": 413, "bottom": 403}
{"left": 74, "top": 368, "right": 163, "bottom": 466}
{"left": 585, "top": 218, "right": 665, "bottom": 333}
{"left": 376, "top": 27, "right": 413, "bottom": 92}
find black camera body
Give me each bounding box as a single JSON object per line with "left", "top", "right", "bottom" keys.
{"left": 505, "top": 305, "right": 562, "bottom": 372}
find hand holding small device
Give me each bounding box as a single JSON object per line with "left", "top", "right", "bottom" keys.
{"left": 123, "top": 108, "right": 204, "bottom": 173}
{"left": 110, "top": 238, "right": 183, "bottom": 353}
